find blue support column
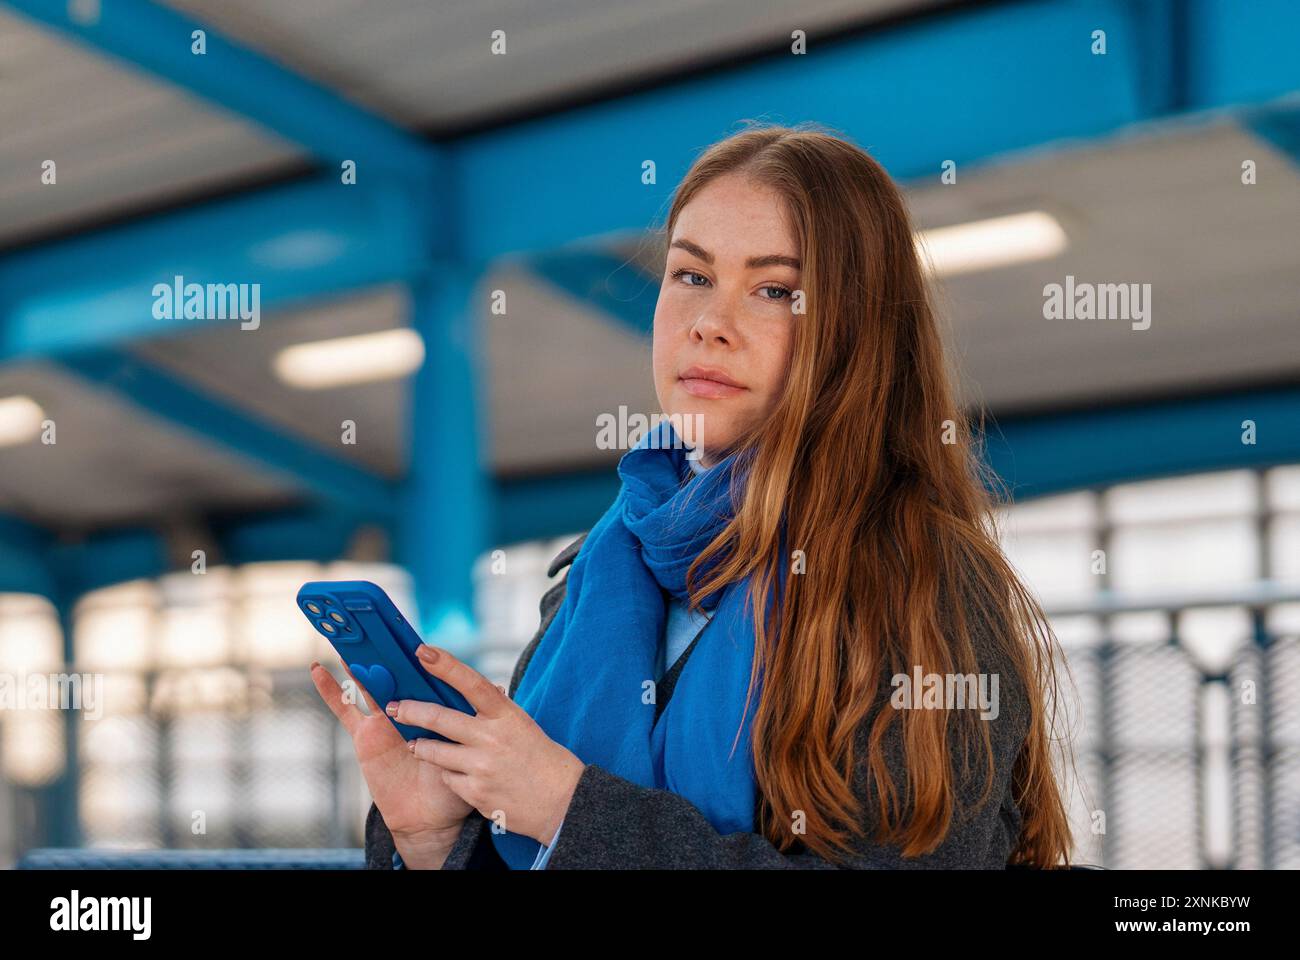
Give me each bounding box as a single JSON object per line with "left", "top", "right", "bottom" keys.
{"left": 45, "top": 582, "right": 82, "bottom": 848}
{"left": 0, "top": 519, "right": 78, "bottom": 848}
{"left": 398, "top": 269, "right": 490, "bottom": 660}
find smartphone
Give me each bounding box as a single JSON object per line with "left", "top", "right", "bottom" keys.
{"left": 297, "top": 580, "right": 474, "bottom": 742}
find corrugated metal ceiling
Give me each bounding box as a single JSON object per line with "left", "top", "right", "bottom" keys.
{"left": 0, "top": 6, "right": 303, "bottom": 247}
{"left": 1, "top": 0, "right": 1296, "bottom": 534}
{"left": 157, "top": 0, "right": 952, "bottom": 131}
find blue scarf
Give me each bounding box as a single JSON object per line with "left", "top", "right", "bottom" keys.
{"left": 491, "top": 420, "right": 776, "bottom": 868}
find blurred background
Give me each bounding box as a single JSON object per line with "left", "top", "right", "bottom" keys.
{"left": 0, "top": 0, "right": 1297, "bottom": 870}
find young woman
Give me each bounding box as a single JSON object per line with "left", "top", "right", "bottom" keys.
{"left": 312, "top": 123, "right": 1075, "bottom": 869}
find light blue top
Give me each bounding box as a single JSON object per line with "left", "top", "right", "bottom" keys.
{"left": 395, "top": 451, "right": 714, "bottom": 870}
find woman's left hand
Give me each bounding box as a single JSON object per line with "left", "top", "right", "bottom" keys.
{"left": 386, "top": 643, "right": 586, "bottom": 847}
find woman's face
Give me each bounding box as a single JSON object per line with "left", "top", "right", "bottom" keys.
{"left": 652, "top": 173, "right": 800, "bottom": 467}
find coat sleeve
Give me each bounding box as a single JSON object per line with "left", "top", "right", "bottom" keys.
{"left": 542, "top": 619, "right": 1031, "bottom": 870}
{"left": 363, "top": 533, "right": 586, "bottom": 870}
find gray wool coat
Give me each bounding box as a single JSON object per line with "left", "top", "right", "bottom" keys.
{"left": 365, "top": 532, "right": 1030, "bottom": 869}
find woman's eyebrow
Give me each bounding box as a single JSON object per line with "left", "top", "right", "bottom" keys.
{"left": 670, "top": 238, "right": 800, "bottom": 270}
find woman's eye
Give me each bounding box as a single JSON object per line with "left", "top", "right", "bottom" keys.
{"left": 669, "top": 268, "right": 789, "bottom": 302}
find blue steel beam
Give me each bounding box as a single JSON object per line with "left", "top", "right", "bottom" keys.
{"left": 3, "top": 0, "right": 441, "bottom": 183}
{"left": 11, "top": 380, "right": 1299, "bottom": 585}
{"left": 212, "top": 505, "right": 391, "bottom": 568}
{"left": 55, "top": 348, "right": 401, "bottom": 519}
{"left": 2, "top": 506, "right": 391, "bottom": 598}
{"left": 1248, "top": 100, "right": 1300, "bottom": 169}
{"left": 492, "top": 468, "right": 621, "bottom": 546}
{"left": 980, "top": 383, "right": 1300, "bottom": 500}
{"left": 0, "top": 513, "right": 56, "bottom": 598}
{"left": 526, "top": 248, "right": 658, "bottom": 337}
{"left": 451, "top": 0, "right": 1300, "bottom": 262}
{"left": 1180, "top": 0, "right": 1300, "bottom": 168}
{"left": 496, "top": 382, "right": 1300, "bottom": 544}
{"left": 3, "top": 0, "right": 1296, "bottom": 356}
{"left": 453, "top": 0, "right": 1143, "bottom": 260}
{"left": 3, "top": 469, "right": 610, "bottom": 593}
{"left": 4, "top": 0, "right": 1294, "bottom": 277}
{"left": 1182, "top": 0, "right": 1300, "bottom": 110}
{"left": 0, "top": 0, "right": 1293, "bottom": 603}
{"left": 45, "top": 527, "right": 169, "bottom": 602}
{"left": 0, "top": 176, "right": 436, "bottom": 361}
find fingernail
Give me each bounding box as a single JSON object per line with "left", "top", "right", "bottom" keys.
{"left": 407, "top": 740, "right": 416, "bottom": 752}
{"left": 385, "top": 702, "right": 398, "bottom": 717}
{"left": 309, "top": 661, "right": 320, "bottom": 671}
{"left": 418, "top": 644, "right": 439, "bottom": 663}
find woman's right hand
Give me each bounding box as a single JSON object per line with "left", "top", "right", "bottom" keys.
{"left": 310, "top": 660, "right": 474, "bottom": 867}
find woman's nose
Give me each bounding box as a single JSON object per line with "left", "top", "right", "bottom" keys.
{"left": 690, "top": 306, "right": 738, "bottom": 345}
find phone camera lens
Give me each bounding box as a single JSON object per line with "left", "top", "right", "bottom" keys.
{"left": 306, "top": 602, "right": 321, "bottom": 615}
{"left": 321, "top": 621, "right": 335, "bottom": 633}
{"left": 329, "top": 611, "right": 345, "bottom": 624}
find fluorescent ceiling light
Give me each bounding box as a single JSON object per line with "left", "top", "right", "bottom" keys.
{"left": 0, "top": 395, "right": 45, "bottom": 447}
{"left": 915, "top": 211, "right": 1068, "bottom": 277}
{"left": 273, "top": 328, "right": 425, "bottom": 390}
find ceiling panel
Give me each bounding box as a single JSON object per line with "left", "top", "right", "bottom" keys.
{"left": 129, "top": 272, "right": 659, "bottom": 479}
{"left": 0, "top": 6, "right": 304, "bottom": 247}
{"left": 0, "top": 0, "right": 1294, "bottom": 537}
{"left": 158, "top": 0, "right": 956, "bottom": 130}
{"left": 904, "top": 119, "right": 1300, "bottom": 413}
{"left": 0, "top": 361, "right": 302, "bottom": 529}
{"left": 115, "top": 119, "right": 1300, "bottom": 500}
{"left": 131, "top": 287, "right": 411, "bottom": 478}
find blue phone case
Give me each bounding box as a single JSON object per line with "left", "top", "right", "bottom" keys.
{"left": 297, "top": 580, "right": 474, "bottom": 742}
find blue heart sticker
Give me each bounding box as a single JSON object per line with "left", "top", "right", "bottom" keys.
{"left": 348, "top": 663, "right": 395, "bottom": 707}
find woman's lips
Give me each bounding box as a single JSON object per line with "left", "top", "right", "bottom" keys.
{"left": 679, "top": 376, "right": 746, "bottom": 399}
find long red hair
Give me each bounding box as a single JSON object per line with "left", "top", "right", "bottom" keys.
{"left": 660, "top": 122, "right": 1075, "bottom": 866}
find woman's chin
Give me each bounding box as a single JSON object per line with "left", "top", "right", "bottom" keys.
{"left": 663, "top": 407, "right": 730, "bottom": 447}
